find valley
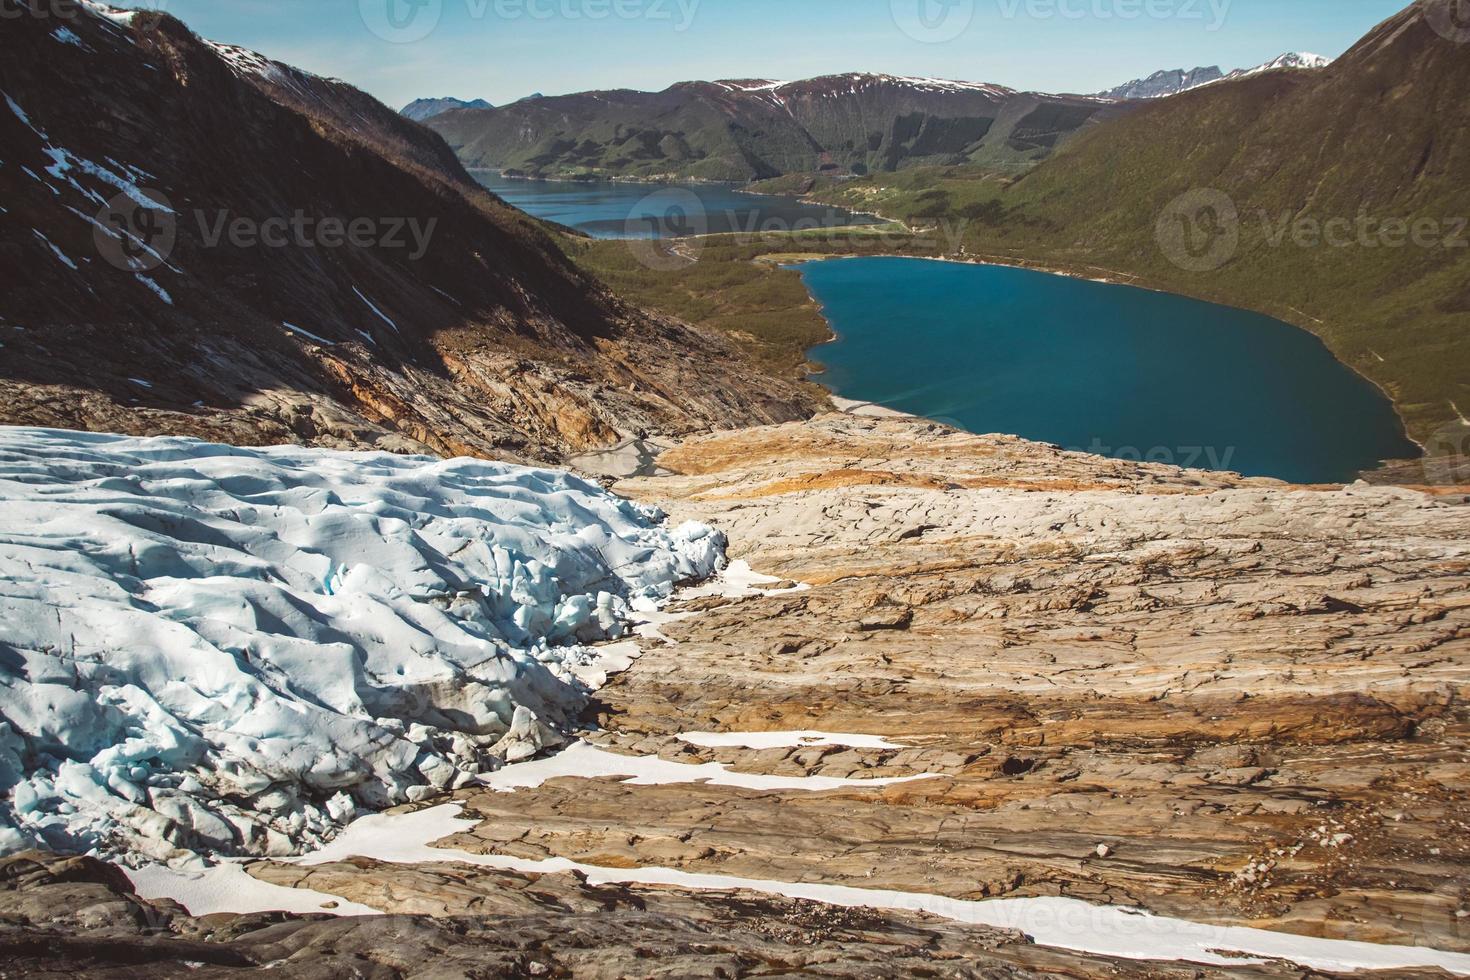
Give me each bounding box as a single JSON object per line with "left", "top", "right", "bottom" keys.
{"left": 741, "top": 2, "right": 1469, "bottom": 449}
{"left": 0, "top": 5, "right": 822, "bottom": 463}
{"left": 0, "top": 0, "right": 1466, "bottom": 977}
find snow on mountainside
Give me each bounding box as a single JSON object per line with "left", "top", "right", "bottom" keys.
{"left": 0, "top": 428, "right": 723, "bottom": 866}
{"left": 1221, "top": 52, "right": 1333, "bottom": 81}
{"left": 713, "top": 74, "right": 1016, "bottom": 102}
{"left": 1099, "top": 53, "right": 1332, "bottom": 100}
{"left": 0, "top": 0, "right": 819, "bottom": 460}
{"left": 1098, "top": 66, "right": 1224, "bottom": 100}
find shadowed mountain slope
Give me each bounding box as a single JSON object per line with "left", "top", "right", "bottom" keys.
{"left": 0, "top": 2, "right": 820, "bottom": 462}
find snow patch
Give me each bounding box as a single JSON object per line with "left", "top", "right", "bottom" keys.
{"left": 678, "top": 731, "right": 903, "bottom": 750}
{"left": 128, "top": 861, "right": 381, "bottom": 917}
{"left": 79, "top": 0, "right": 139, "bottom": 26}
{"left": 0, "top": 429, "right": 724, "bottom": 865}
{"left": 31, "top": 230, "right": 78, "bottom": 270}
{"left": 51, "top": 27, "right": 85, "bottom": 48}
{"left": 205, "top": 41, "right": 282, "bottom": 83}
{"left": 477, "top": 741, "right": 934, "bottom": 793}
{"left": 282, "top": 322, "right": 335, "bottom": 346}
{"left": 2, "top": 92, "right": 46, "bottom": 139}
{"left": 353, "top": 287, "right": 400, "bottom": 335}
{"left": 133, "top": 274, "right": 172, "bottom": 304}
{"left": 677, "top": 558, "right": 808, "bottom": 600}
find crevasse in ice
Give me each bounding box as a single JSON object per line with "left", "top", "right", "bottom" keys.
{"left": 0, "top": 428, "right": 724, "bottom": 866}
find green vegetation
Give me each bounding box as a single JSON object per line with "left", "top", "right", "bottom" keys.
{"left": 573, "top": 6, "right": 1469, "bottom": 454}
{"left": 750, "top": 22, "right": 1470, "bottom": 449}
{"left": 425, "top": 81, "right": 1115, "bottom": 183}
{"left": 567, "top": 226, "right": 948, "bottom": 376}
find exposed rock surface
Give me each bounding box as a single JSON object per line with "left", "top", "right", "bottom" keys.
{"left": 0, "top": 849, "right": 1325, "bottom": 978}
{"left": 487, "top": 416, "right": 1467, "bottom": 953}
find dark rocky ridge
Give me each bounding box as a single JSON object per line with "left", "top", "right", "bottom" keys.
{"left": 0, "top": 2, "right": 822, "bottom": 463}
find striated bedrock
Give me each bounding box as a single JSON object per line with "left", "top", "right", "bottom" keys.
{"left": 4, "top": 414, "right": 1469, "bottom": 976}
{"left": 0, "top": 849, "right": 1359, "bottom": 979}
{"left": 454, "top": 413, "right": 1470, "bottom": 953}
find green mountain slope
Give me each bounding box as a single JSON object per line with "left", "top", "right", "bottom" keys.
{"left": 801, "top": 0, "right": 1469, "bottom": 450}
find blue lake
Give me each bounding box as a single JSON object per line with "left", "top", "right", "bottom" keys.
{"left": 794, "top": 257, "right": 1418, "bottom": 483}
{"left": 474, "top": 171, "right": 879, "bottom": 239}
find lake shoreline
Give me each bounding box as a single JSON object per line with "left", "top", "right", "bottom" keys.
{"left": 474, "top": 171, "right": 884, "bottom": 241}
{"left": 786, "top": 254, "right": 1422, "bottom": 486}
{"left": 469, "top": 167, "right": 745, "bottom": 187}
{"left": 763, "top": 186, "right": 1427, "bottom": 465}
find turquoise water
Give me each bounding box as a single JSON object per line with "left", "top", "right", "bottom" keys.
{"left": 795, "top": 257, "right": 1417, "bottom": 483}
{"left": 474, "top": 172, "right": 879, "bottom": 239}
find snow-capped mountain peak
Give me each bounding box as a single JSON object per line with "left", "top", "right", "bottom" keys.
{"left": 1257, "top": 51, "right": 1332, "bottom": 71}
{"left": 713, "top": 73, "right": 1015, "bottom": 101}
{"left": 1226, "top": 51, "right": 1333, "bottom": 80}
{"left": 1100, "top": 52, "right": 1332, "bottom": 99}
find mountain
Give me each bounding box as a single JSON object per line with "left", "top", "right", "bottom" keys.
{"left": 1220, "top": 51, "right": 1333, "bottom": 82}
{"left": 0, "top": 5, "right": 819, "bottom": 463}
{"left": 1099, "top": 53, "right": 1331, "bottom": 100}
{"left": 401, "top": 96, "right": 493, "bottom": 122}
{"left": 1099, "top": 66, "right": 1224, "bottom": 100}
{"left": 424, "top": 73, "right": 1127, "bottom": 180}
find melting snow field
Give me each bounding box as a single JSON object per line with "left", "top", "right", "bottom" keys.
{"left": 128, "top": 859, "right": 382, "bottom": 918}
{"left": 677, "top": 731, "right": 904, "bottom": 750}
{"left": 478, "top": 741, "right": 934, "bottom": 793}
{"left": 0, "top": 428, "right": 722, "bottom": 865}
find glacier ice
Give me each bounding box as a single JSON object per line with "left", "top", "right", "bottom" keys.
{"left": 0, "top": 428, "right": 724, "bottom": 865}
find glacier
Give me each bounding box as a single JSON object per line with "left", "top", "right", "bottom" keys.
{"left": 0, "top": 428, "right": 723, "bottom": 866}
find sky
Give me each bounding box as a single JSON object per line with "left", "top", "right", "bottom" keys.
{"left": 145, "top": 0, "right": 1409, "bottom": 110}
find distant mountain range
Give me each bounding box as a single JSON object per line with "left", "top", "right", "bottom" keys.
{"left": 0, "top": 5, "right": 816, "bottom": 460}
{"left": 420, "top": 74, "right": 1125, "bottom": 181}
{"left": 1098, "top": 66, "right": 1225, "bottom": 100}
{"left": 401, "top": 96, "right": 493, "bottom": 122}
{"left": 412, "top": 55, "right": 1335, "bottom": 182}
{"left": 1099, "top": 52, "right": 1332, "bottom": 100}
